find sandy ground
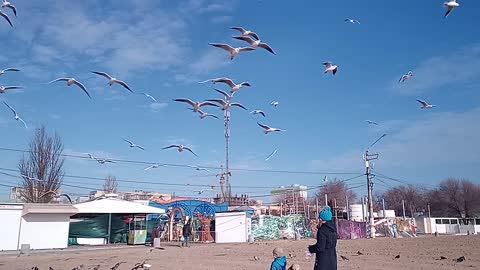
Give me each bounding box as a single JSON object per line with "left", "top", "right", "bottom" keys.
{"left": 0, "top": 235, "right": 479, "bottom": 270}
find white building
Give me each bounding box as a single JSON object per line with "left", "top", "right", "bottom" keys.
{"left": 415, "top": 217, "right": 480, "bottom": 235}
{"left": 0, "top": 203, "right": 78, "bottom": 251}
{"left": 215, "top": 211, "right": 251, "bottom": 243}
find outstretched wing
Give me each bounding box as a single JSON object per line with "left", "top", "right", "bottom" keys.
{"left": 49, "top": 78, "right": 69, "bottom": 84}
{"left": 4, "top": 67, "right": 20, "bottom": 72}
{"left": 214, "top": 88, "right": 232, "bottom": 99}
{"left": 231, "top": 103, "right": 247, "bottom": 110}
{"left": 184, "top": 147, "right": 199, "bottom": 157}
{"left": 259, "top": 43, "right": 276, "bottom": 55}
{"left": 173, "top": 98, "right": 195, "bottom": 106}
{"left": 114, "top": 80, "right": 133, "bottom": 93}
{"left": 209, "top": 43, "right": 234, "bottom": 53}
{"left": 91, "top": 71, "right": 113, "bottom": 80}
{"left": 230, "top": 26, "right": 247, "bottom": 34}
{"left": 257, "top": 122, "right": 270, "bottom": 130}
{"left": 213, "top": 77, "right": 235, "bottom": 88}
{"left": 233, "top": 36, "right": 255, "bottom": 46}
{"left": 0, "top": 10, "right": 12, "bottom": 27}
{"left": 162, "top": 145, "right": 179, "bottom": 150}
{"left": 416, "top": 99, "right": 428, "bottom": 107}
{"left": 73, "top": 80, "right": 92, "bottom": 99}
{"left": 3, "top": 101, "right": 16, "bottom": 116}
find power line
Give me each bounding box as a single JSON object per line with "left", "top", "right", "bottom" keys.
{"left": 0, "top": 147, "right": 362, "bottom": 176}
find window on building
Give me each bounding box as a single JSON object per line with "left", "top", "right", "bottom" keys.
{"left": 435, "top": 219, "right": 442, "bottom": 224}
{"left": 441, "top": 219, "right": 450, "bottom": 224}
{"left": 450, "top": 219, "right": 458, "bottom": 224}
{"left": 475, "top": 219, "right": 480, "bottom": 225}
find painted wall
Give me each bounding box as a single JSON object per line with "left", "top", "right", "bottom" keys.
{"left": 0, "top": 207, "right": 22, "bottom": 251}
{"left": 19, "top": 213, "right": 71, "bottom": 250}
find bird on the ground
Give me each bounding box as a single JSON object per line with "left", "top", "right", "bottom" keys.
{"left": 233, "top": 36, "right": 276, "bottom": 55}
{"left": 207, "top": 99, "right": 248, "bottom": 111}
{"left": 0, "top": 85, "right": 23, "bottom": 93}
{"left": 0, "top": 67, "right": 19, "bottom": 75}
{"left": 357, "top": 251, "right": 364, "bottom": 256}
{"left": 270, "top": 101, "right": 279, "bottom": 107}
{"left": 209, "top": 43, "right": 255, "bottom": 60}
{"left": 340, "top": 255, "right": 349, "bottom": 261}
{"left": 3, "top": 101, "right": 27, "bottom": 129}
{"left": 190, "top": 108, "right": 218, "bottom": 119}
{"left": 253, "top": 256, "right": 260, "bottom": 261}
{"left": 399, "top": 71, "right": 413, "bottom": 82}
{"left": 345, "top": 18, "right": 360, "bottom": 24}
{"left": 444, "top": 0, "right": 459, "bottom": 18}
{"left": 265, "top": 149, "right": 278, "bottom": 161}
{"left": 2, "top": 1, "right": 16, "bottom": 17}
{"left": 162, "top": 144, "right": 198, "bottom": 157}
{"left": 394, "top": 255, "right": 401, "bottom": 259}
{"left": 257, "top": 123, "right": 285, "bottom": 134}
{"left": 213, "top": 88, "right": 233, "bottom": 101}
{"left": 173, "top": 98, "right": 219, "bottom": 112}
{"left": 71, "top": 264, "right": 84, "bottom": 270}
{"left": 31, "top": 267, "right": 39, "bottom": 270}
{"left": 323, "top": 62, "right": 338, "bottom": 75}
{"left": 416, "top": 99, "right": 436, "bottom": 109}
{"left": 438, "top": 256, "right": 448, "bottom": 260}
{"left": 456, "top": 256, "right": 465, "bottom": 263}
{"left": 230, "top": 26, "right": 260, "bottom": 40}
{"left": 200, "top": 78, "right": 251, "bottom": 94}
{"left": 38, "top": 191, "right": 72, "bottom": 204}
{"left": 110, "top": 262, "right": 126, "bottom": 270}
{"left": 0, "top": 9, "right": 12, "bottom": 27}
{"left": 365, "top": 120, "right": 379, "bottom": 125}
{"left": 123, "top": 139, "right": 145, "bottom": 150}
{"left": 91, "top": 71, "right": 133, "bottom": 93}
{"left": 49, "top": 78, "right": 91, "bottom": 98}
{"left": 140, "top": 92, "right": 158, "bottom": 103}
{"left": 250, "top": 110, "right": 266, "bottom": 117}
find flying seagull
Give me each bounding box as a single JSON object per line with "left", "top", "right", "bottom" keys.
{"left": 49, "top": 78, "right": 91, "bottom": 98}
{"left": 270, "top": 101, "right": 279, "bottom": 107}
{"left": 189, "top": 166, "right": 210, "bottom": 172}
{"left": 162, "top": 144, "right": 198, "bottom": 157}
{"left": 39, "top": 191, "right": 72, "bottom": 204}
{"left": 265, "top": 149, "right": 278, "bottom": 161}
{"left": 190, "top": 108, "right": 218, "bottom": 119}
{"left": 91, "top": 71, "right": 133, "bottom": 93}
{"left": 86, "top": 153, "right": 115, "bottom": 164}
{"left": 323, "top": 62, "right": 338, "bottom": 75}
{"left": 230, "top": 26, "right": 260, "bottom": 40}
{"left": 0, "top": 67, "right": 19, "bottom": 75}
{"left": 140, "top": 92, "right": 158, "bottom": 103}
{"left": 123, "top": 139, "right": 145, "bottom": 150}
{"left": 144, "top": 164, "right": 167, "bottom": 171}
{"left": 0, "top": 85, "right": 23, "bottom": 94}
{"left": 3, "top": 101, "right": 27, "bottom": 129}
{"left": 0, "top": 10, "right": 12, "bottom": 27}
{"left": 399, "top": 71, "right": 413, "bottom": 82}
{"left": 209, "top": 43, "right": 255, "bottom": 60}
{"left": 233, "top": 36, "right": 276, "bottom": 55}
{"left": 250, "top": 110, "right": 266, "bottom": 117}
{"left": 2, "top": 1, "right": 16, "bottom": 17}
{"left": 173, "top": 98, "right": 219, "bottom": 112}
{"left": 444, "top": 0, "right": 459, "bottom": 18}
{"left": 365, "top": 120, "right": 379, "bottom": 125}
{"left": 213, "top": 88, "right": 233, "bottom": 101}
{"left": 345, "top": 18, "right": 360, "bottom": 24}
{"left": 416, "top": 99, "right": 436, "bottom": 109}
{"left": 369, "top": 134, "right": 387, "bottom": 148}
{"left": 257, "top": 122, "right": 285, "bottom": 134}
{"left": 207, "top": 99, "right": 248, "bottom": 111}
{"left": 200, "top": 78, "right": 251, "bottom": 94}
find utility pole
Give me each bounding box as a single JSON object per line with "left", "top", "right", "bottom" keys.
{"left": 364, "top": 150, "right": 378, "bottom": 239}
{"left": 427, "top": 203, "right": 431, "bottom": 218}
{"left": 224, "top": 108, "right": 231, "bottom": 202}
{"left": 345, "top": 195, "right": 350, "bottom": 220}
{"left": 324, "top": 193, "right": 328, "bottom": 206}
{"left": 315, "top": 197, "right": 319, "bottom": 218}
{"left": 402, "top": 199, "right": 406, "bottom": 219}
{"left": 382, "top": 198, "right": 386, "bottom": 217}
{"left": 361, "top": 197, "right": 366, "bottom": 222}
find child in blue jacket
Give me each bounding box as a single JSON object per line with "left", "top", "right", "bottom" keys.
{"left": 270, "top": 247, "right": 287, "bottom": 270}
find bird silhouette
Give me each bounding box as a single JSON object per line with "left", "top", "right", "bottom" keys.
{"left": 394, "top": 255, "right": 401, "bottom": 259}
{"left": 456, "top": 256, "right": 465, "bottom": 263}
{"left": 340, "top": 255, "right": 349, "bottom": 261}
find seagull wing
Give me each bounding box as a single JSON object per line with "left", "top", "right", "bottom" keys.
{"left": 445, "top": 6, "right": 453, "bottom": 18}
{"left": 206, "top": 113, "right": 218, "bottom": 119}
{"left": 209, "top": 43, "right": 234, "bottom": 53}
{"left": 91, "top": 71, "right": 113, "bottom": 80}
{"left": 238, "top": 47, "right": 255, "bottom": 52}
{"left": 265, "top": 149, "right": 278, "bottom": 161}
{"left": 173, "top": 98, "right": 196, "bottom": 107}
{"left": 354, "top": 19, "right": 360, "bottom": 24}
{"left": 48, "top": 78, "right": 70, "bottom": 84}
{"left": 6, "top": 4, "right": 16, "bottom": 16}
{"left": 19, "top": 117, "right": 28, "bottom": 129}
{"left": 136, "top": 145, "right": 145, "bottom": 151}
{"left": 248, "top": 32, "right": 260, "bottom": 40}
{"left": 416, "top": 99, "right": 428, "bottom": 107}
{"left": 259, "top": 43, "right": 276, "bottom": 55}
{"left": 214, "top": 88, "right": 232, "bottom": 99}
{"left": 141, "top": 93, "right": 158, "bottom": 103}
{"left": 4, "top": 68, "right": 19, "bottom": 72}
{"left": 114, "top": 80, "right": 133, "bottom": 93}
{"left": 73, "top": 80, "right": 92, "bottom": 99}
{"left": 123, "top": 139, "right": 134, "bottom": 146}
{"left": 162, "top": 145, "right": 179, "bottom": 150}
{"left": 206, "top": 99, "right": 227, "bottom": 106}
{"left": 0, "top": 10, "right": 12, "bottom": 27}
{"left": 323, "top": 62, "right": 332, "bottom": 68}
{"left": 230, "top": 26, "right": 247, "bottom": 35}
{"left": 144, "top": 165, "right": 154, "bottom": 171}
{"left": 3, "top": 101, "right": 16, "bottom": 116}
{"left": 183, "top": 147, "right": 199, "bottom": 157}
{"left": 257, "top": 122, "right": 271, "bottom": 130}
{"left": 213, "top": 78, "right": 236, "bottom": 88}
{"left": 59, "top": 194, "right": 72, "bottom": 204}
{"left": 199, "top": 101, "right": 220, "bottom": 108}
{"left": 4, "top": 86, "right": 23, "bottom": 90}
{"left": 231, "top": 103, "right": 248, "bottom": 110}
{"left": 233, "top": 36, "right": 255, "bottom": 46}
{"left": 333, "top": 67, "right": 338, "bottom": 75}
{"left": 259, "top": 111, "right": 266, "bottom": 117}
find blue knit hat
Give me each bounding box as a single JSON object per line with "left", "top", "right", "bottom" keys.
{"left": 319, "top": 206, "right": 332, "bottom": 221}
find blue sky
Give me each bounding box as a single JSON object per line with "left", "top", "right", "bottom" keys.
{"left": 0, "top": 0, "right": 479, "bottom": 201}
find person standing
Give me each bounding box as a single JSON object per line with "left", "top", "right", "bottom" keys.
{"left": 308, "top": 206, "right": 337, "bottom": 270}
{"left": 182, "top": 220, "right": 192, "bottom": 247}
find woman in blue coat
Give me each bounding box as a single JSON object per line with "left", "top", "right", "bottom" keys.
{"left": 308, "top": 206, "right": 337, "bottom": 270}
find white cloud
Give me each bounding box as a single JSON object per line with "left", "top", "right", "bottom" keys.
{"left": 391, "top": 44, "right": 480, "bottom": 95}
{"left": 189, "top": 49, "right": 231, "bottom": 75}
{"left": 150, "top": 102, "right": 168, "bottom": 113}
{"left": 211, "top": 15, "right": 233, "bottom": 24}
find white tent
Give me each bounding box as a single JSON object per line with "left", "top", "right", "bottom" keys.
{"left": 74, "top": 198, "right": 165, "bottom": 214}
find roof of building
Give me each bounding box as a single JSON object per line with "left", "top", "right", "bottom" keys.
{"left": 73, "top": 198, "right": 166, "bottom": 214}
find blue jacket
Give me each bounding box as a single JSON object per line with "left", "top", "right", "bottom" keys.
{"left": 270, "top": 256, "right": 287, "bottom": 270}
{"left": 308, "top": 221, "right": 337, "bottom": 270}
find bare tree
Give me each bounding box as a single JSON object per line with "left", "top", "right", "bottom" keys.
{"left": 18, "top": 126, "right": 65, "bottom": 203}
{"left": 428, "top": 178, "right": 480, "bottom": 218}
{"left": 316, "top": 178, "right": 358, "bottom": 208}
{"left": 382, "top": 185, "right": 427, "bottom": 217}
{"left": 103, "top": 175, "right": 118, "bottom": 193}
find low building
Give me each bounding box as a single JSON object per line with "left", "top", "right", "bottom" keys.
{"left": 89, "top": 190, "right": 171, "bottom": 201}
{"left": 0, "top": 203, "right": 78, "bottom": 251}
{"left": 271, "top": 185, "right": 308, "bottom": 215}
{"left": 215, "top": 211, "right": 251, "bottom": 243}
